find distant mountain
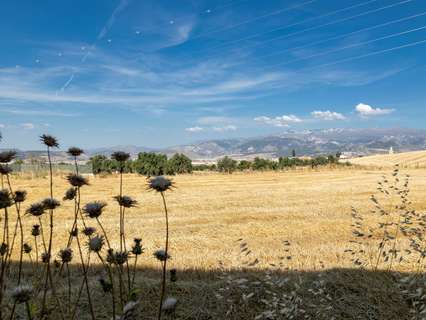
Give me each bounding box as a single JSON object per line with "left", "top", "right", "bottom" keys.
{"left": 163, "top": 128, "right": 426, "bottom": 159}
{"left": 3, "top": 128, "right": 426, "bottom": 161}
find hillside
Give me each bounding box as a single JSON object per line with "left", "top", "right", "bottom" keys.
{"left": 348, "top": 150, "right": 426, "bottom": 168}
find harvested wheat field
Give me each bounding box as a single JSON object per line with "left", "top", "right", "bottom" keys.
{"left": 348, "top": 150, "right": 426, "bottom": 168}
{"left": 4, "top": 166, "right": 426, "bottom": 319}
{"left": 8, "top": 167, "right": 426, "bottom": 270}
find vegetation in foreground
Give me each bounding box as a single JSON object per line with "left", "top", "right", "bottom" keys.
{"left": 1, "top": 134, "right": 426, "bottom": 319}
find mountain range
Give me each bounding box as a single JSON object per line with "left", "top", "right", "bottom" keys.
{"left": 3, "top": 128, "right": 426, "bottom": 161}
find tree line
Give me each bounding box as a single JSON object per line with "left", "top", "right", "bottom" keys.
{"left": 89, "top": 152, "right": 348, "bottom": 175}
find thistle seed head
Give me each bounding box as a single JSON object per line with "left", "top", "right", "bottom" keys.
{"left": 148, "top": 176, "right": 174, "bottom": 193}
{"left": 98, "top": 278, "right": 113, "bottom": 293}
{"left": 66, "top": 174, "right": 89, "bottom": 187}
{"left": 83, "top": 226, "right": 96, "bottom": 236}
{"left": 162, "top": 297, "right": 178, "bottom": 314}
{"left": 42, "top": 198, "right": 60, "bottom": 210}
{"left": 0, "top": 243, "right": 8, "bottom": 256}
{"left": 23, "top": 243, "right": 32, "bottom": 254}
{"left": 59, "top": 248, "right": 73, "bottom": 263}
{"left": 113, "top": 251, "right": 129, "bottom": 265}
{"left": 131, "top": 238, "right": 143, "bottom": 256}
{"left": 154, "top": 249, "right": 170, "bottom": 262}
{"left": 26, "top": 203, "right": 45, "bottom": 217}
{"left": 88, "top": 235, "right": 105, "bottom": 252}
{"left": 12, "top": 285, "right": 33, "bottom": 304}
{"left": 170, "top": 268, "right": 177, "bottom": 282}
{"left": 41, "top": 252, "right": 50, "bottom": 263}
{"left": 111, "top": 151, "right": 130, "bottom": 162}
{"left": 0, "top": 165, "right": 12, "bottom": 175}
{"left": 31, "top": 225, "right": 41, "bottom": 237}
{"left": 83, "top": 201, "right": 107, "bottom": 219}
{"left": 70, "top": 227, "right": 78, "bottom": 237}
{"left": 0, "top": 189, "right": 13, "bottom": 209}
{"left": 67, "top": 147, "right": 84, "bottom": 157}
{"left": 0, "top": 150, "right": 17, "bottom": 163}
{"left": 106, "top": 249, "right": 115, "bottom": 264}
{"left": 40, "top": 134, "right": 59, "bottom": 148}
{"left": 114, "top": 195, "right": 137, "bottom": 208}
{"left": 63, "top": 187, "right": 77, "bottom": 201}
{"left": 13, "top": 190, "right": 27, "bottom": 203}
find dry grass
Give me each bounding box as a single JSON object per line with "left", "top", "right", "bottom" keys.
{"left": 8, "top": 167, "right": 426, "bottom": 272}
{"left": 348, "top": 150, "right": 426, "bottom": 168}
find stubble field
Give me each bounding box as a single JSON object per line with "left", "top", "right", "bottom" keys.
{"left": 10, "top": 167, "right": 426, "bottom": 271}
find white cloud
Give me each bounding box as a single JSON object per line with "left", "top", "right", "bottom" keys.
{"left": 355, "top": 103, "right": 394, "bottom": 117}
{"left": 185, "top": 126, "right": 204, "bottom": 132}
{"left": 311, "top": 110, "right": 346, "bottom": 121}
{"left": 213, "top": 125, "right": 237, "bottom": 132}
{"left": 0, "top": 124, "right": 4, "bottom": 129}
{"left": 254, "top": 115, "right": 302, "bottom": 127}
{"left": 21, "top": 123, "right": 35, "bottom": 130}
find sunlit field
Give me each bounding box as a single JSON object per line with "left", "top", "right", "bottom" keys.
{"left": 9, "top": 167, "right": 426, "bottom": 270}
{"left": 5, "top": 165, "right": 426, "bottom": 319}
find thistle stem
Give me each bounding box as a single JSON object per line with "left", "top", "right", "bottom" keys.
{"left": 157, "top": 191, "right": 169, "bottom": 320}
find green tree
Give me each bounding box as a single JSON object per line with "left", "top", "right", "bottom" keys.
{"left": 167, "top": 153, "right": 193, "bottom": 174}
{"left": 133, "top": 152, "right": 168, "bottom": 176}
{"left": 237, "top": 160, "right": 252, "bottom": 171}
{"left": 89, "top": 155, "right": 108, "bottom": 174}
{"left": 217, "top": 156, "right": 237, "bottom": 173}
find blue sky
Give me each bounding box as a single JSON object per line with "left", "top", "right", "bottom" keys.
{"left": 0, "top": 0, "right": 425, "bottom": 150}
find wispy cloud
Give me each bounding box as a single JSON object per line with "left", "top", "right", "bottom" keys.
{"left": 213, "top": 125, "right": 237, "bottom": 132}
{"left": 185, "top": 126, "right": 204, "bottom": 132}
{"left": 311, "top": 110, "right": 346, "bottom": 121}
{"left": 21, "top": 123, "right": 35, "bottom": 130}
{"left": 254, "top": 115, "right": 303, "bottom": 127}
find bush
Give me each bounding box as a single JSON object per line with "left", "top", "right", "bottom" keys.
{"left": 167, "top": 153, "right": 193, "bottom": 174}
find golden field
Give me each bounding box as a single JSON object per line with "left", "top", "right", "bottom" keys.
{"left": 348, "top": 150, "right": 426, "bottom": 168}
{"left": 8, "top": 166, "right": 426, "bottom": 271}
{"left": 4, "top": 164, "right": 426, "bottom": 319}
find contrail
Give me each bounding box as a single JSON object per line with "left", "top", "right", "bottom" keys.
{"left": 308, "top": 38, "right": 426, "bottom": 70}
{"left": 194, "top": 0, "right": 413, "bottom": 58}
{"left": 251, "top": 11, "right": 426, "bottom": 63}
{"left": 186, "top": 0, "right": 318, "bottom": 42}
{"left": 268, "top": 25, "right": 426, "bottom": 69}
{"left": 57, "top": 0, "right": 132, "bottom": 92}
